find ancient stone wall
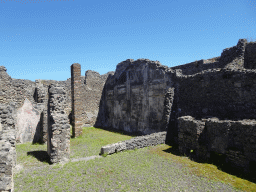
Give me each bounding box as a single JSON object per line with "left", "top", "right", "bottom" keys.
{"left": 97, "top": 59, "right": 174, "bottom": 135}
{"left": 0, "top": 37, "right": 256, "bottom": 176}
{"left": 170, "top": 39, "right": 247, "bottom": 75}
{"left": 167, "top": 68, "right": 256, "bottom": 143}
{"left": 0, "top": 63, "right": 110, "bottom": 144}
{"left": 79, "top": 70, "right": 114, "bottom": 128}
{"left": 177, "top": 116, "right": 207, "bottom": 160}
{"left": 174, "top": 68, "right": 256, "bottom": 119}
{"left": 0, "top": 103, "right": 17, "bottom": 192}
{"left": 177, "top": 116, "right": 256, "bottom": 173}
{"left": 47, "top": 83, "right": 70, "bottom": 164}
{"left": 244, "top": 41, "right": 256, "bottom": 69}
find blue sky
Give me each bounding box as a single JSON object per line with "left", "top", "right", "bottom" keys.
{"left": 1, "top": 0, "right": 255, "bottom": 81}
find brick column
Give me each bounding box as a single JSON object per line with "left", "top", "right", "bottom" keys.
{"left": 71, "top": 63, "right": 83, "bottom": 137}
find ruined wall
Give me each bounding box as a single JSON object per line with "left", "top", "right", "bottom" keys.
{"left": 79, "top": 70, "right": 114, "bottom": 128}
{"left": 178, "top": 116, "right": 256, "bottom": 173}
{"left": 34, "top": 79, "right": 72, "bottom": 143}
{"left": 167, "top": 68, "right": 256, "bottom": 144}
{"left": 171, "top": 39, "right": 247, "bottom": 75}
{"left": 174, "top": 68, "right": 256, "bottom": 120}
{"left": 97, "top": 59, "right": 174, "bottom": 135}
{"left": 47, "top": 83, "right": 70, "bottom": 164}
{"left": 244, "top": 41, "right": 256, "bottom": 69}
{"left": 0, "top": 66, "right": 37, "bottom": 110}
{"left": 177, "top": 116, "right": 207, "bottom": 160}
{"left": 0, "top": 103, "right": 17, "bottom": 192}
{"left": 0, "top": 66, "right": 46, "bottom": 145}
{"left": 0, "top": 64, "right": 109, "bottom": 144}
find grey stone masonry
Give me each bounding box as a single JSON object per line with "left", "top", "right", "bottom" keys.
{"left": 99, "top": 59, "right": 173, "bottom": 135}
{"left": 178, "top": 116, "right": 256, "bottom": 173}
{"left": 80, "top": 70, "right": 114, "bottom": 128}
{"left": 71, "top": 63, "right": 83, "bottom": 137}
{"left": 100, "top": 131, "right": 166, "bottom": 155}
{"left": 244, "top": 40, "right": 256, "bottom": 69}
{"left": 47, "top": 83, "right": 70, "bottom": 164}
{"left": 205, "top": 118, "right": 256, "bottom": 172}
{"left": 171, "top": 39, "right": 248, "bottom": 75}
{"left": 0, "top": 103, "right": 17, "bottom": 192}
{"left": 177, "top": 116, "right": 207, "bottom": 159}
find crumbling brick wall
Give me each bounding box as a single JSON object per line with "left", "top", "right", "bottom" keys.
{"left": 71, "top": 63, "right": 83, "bottom": 137}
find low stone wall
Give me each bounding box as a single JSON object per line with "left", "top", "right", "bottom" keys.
{"left": 100, "top": 131, "right": 167, "bottom": 155}
{"left": 0, "top": 103, "right": 17, "bottom": 192}
{"left": 206, "top": 118, "right": 256, "bottom": 172}
{"left": 178, "top": 116, "right": 256, "bottom": 173}
{"left": 177, "top": 116, "right": 208, "bottom": 160}
{"left": 47, "top": 83, "right": 70, "bottom": 164}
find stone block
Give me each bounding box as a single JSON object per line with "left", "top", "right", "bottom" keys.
{"left": 100, "top": 142, "right": 126, "bottom": 155}
{"left": 100, "top": 131, "right": 166, "bottom": 155}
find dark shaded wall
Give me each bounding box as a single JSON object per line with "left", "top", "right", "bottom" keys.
{"left": 167, "top": 68, "right": 256, "bottom": 144}
{"left": 96, "top": 59, "right": 175, "bottom": 135}
{"left": 178, "top": 116, "right": 256, "bottom": 174}
{"left": 80, "top": 70, "right": 114, "bottom": 127}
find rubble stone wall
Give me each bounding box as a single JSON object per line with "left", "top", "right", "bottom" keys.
{"left": 178, "top": 116, "right": 256, "bottom": 173}
{"left": 171, "top": 39, "right": 247, "bottom": 75}
{"left": 177, "top": 116, "right": 207, "bottom": 159}
{"left": 47, "top": 83, "right": 70, "bottom": 164}
{"left": 80, "top": 70, "right": 114, "bottom": 128}
{"left": 0, "top": 103, "right": 17, "bottom": 192}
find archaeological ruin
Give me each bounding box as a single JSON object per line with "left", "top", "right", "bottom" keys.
{"left": 1, "top": 38, "right": 256, "bottom": 191}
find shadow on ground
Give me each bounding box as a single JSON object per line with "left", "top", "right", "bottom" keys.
{"left": 27, "top": 151, "right": 52, "bottom": 165}
{"left": 163, "top": 143, "right": 256, "bottom": 184}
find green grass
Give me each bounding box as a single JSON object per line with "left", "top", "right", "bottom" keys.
{"left": 14, "top": 126, "right": 256, "bottom": 192}
{"left": 149, "top": 144, "right": 256, "bottom": 192}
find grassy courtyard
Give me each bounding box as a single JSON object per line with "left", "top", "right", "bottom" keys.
{"left": 14, "top": 127, "right": 256, "bottom": 192}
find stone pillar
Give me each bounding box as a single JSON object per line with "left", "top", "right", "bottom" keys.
{"left": 47, "top": 83, "right": 70, "bottom": 164}
{"left": 71, "top": 63, "right": 83, "bottom": 137}
{"left": 0, "top": 103, "right": 16, "bottom": 192}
